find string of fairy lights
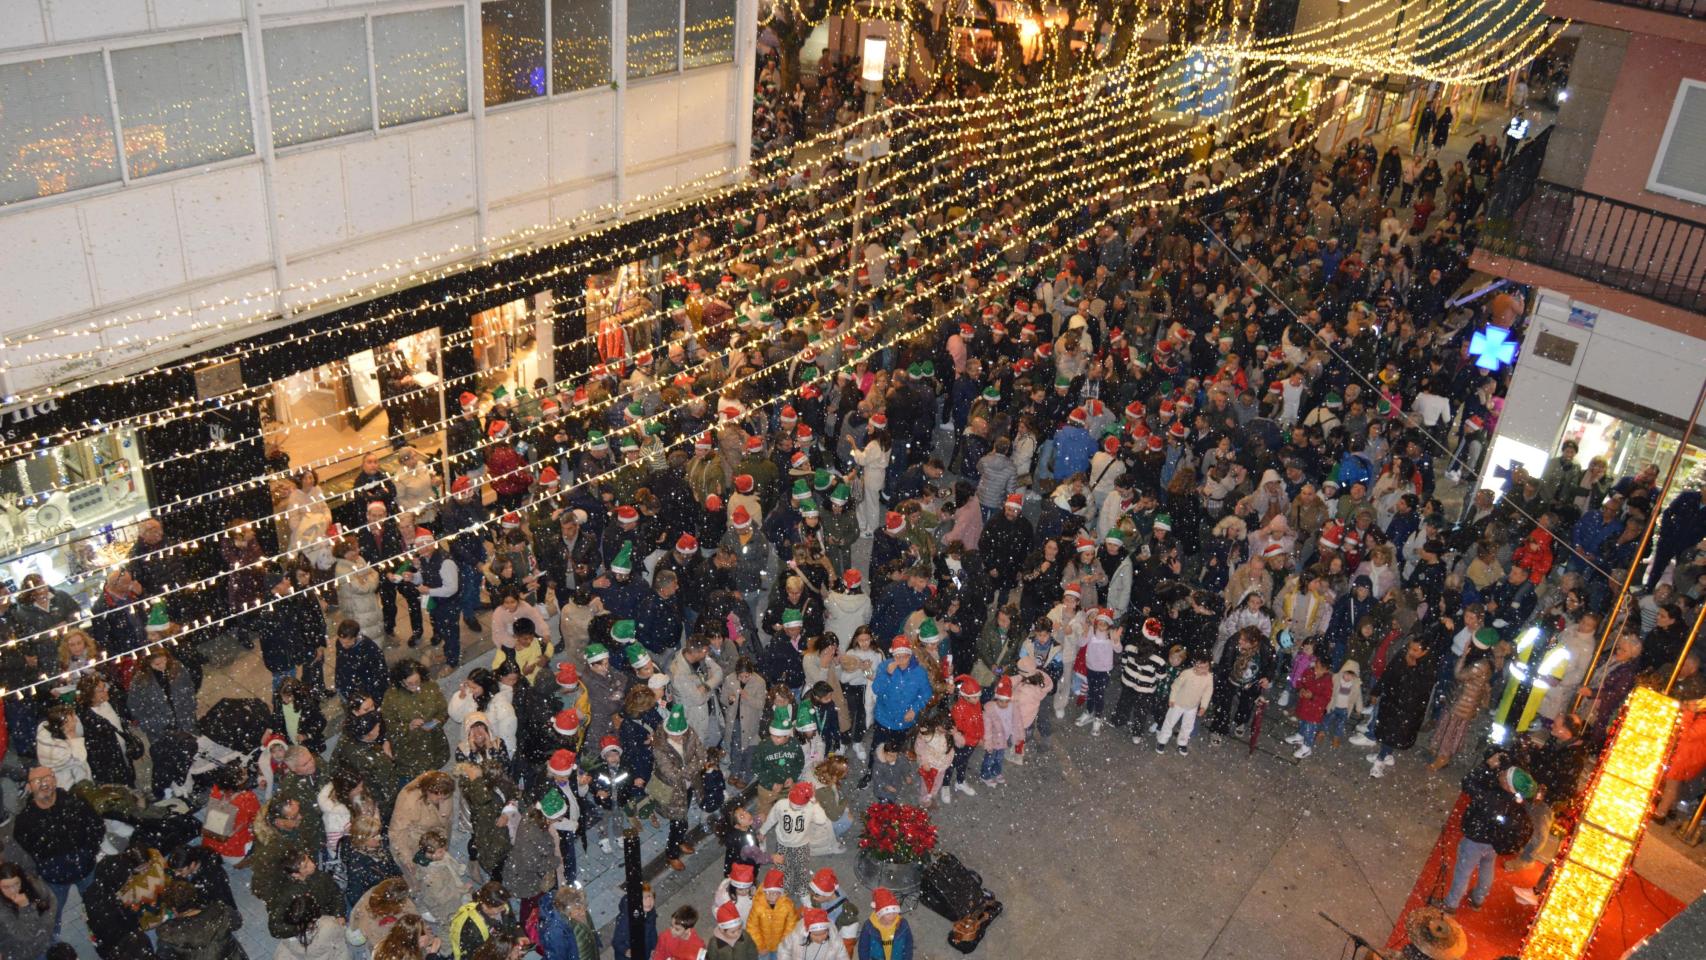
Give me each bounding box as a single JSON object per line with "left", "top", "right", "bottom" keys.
{"left": 0, "top": 52, "right": 1323, "bottom": 698}
{"left": 0, "top": 31, "right": 1303, "bottom": 675}
{"left": 0, "top": 1, "right": 1560, "bottom": 696}
{"left": 0, "top": 0, "right": 1549, "bottom": 545}
{"left": 0, "top": 0, "right": 1549, "bottom": 372}
{"left": 4, "top": 33, "right": 1254, "bottom": 585}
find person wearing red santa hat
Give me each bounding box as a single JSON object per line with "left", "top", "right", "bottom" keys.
{"left": 761, "top": 780, "right": 832, "bottom": 903}
{"left": 706, "top": 898, "right": 759, "bottom": 959}
{"left": 774, "top": 906, "right": 840, "bottom": 960}
{"left": 856, "top": 887, "right": 915, "bottom": 960}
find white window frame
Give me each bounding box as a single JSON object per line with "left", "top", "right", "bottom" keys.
{"left": 1646, "top": 78, "right": 1706, "bottom": 207}
{"left": 260, "top": 1, "right": 471, "bottom": 155}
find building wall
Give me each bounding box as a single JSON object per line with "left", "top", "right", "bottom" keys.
{"left": 1578, "top": 33, "right": 1706, "bottom": 223}
{"left": 1486, "top": 286, "right": 1706, "bottom": 482}
{"left": 0, "top": 0, "right": 753, "bottom": 395}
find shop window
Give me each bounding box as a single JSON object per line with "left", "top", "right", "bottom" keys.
{"left": 373, "top": 7, "right": 469, "bottom": 128}
{"left": 110, "top": 36, "right": 255, "bottom": 177}
{"left": 483, "top": 0, "right": 549, "bottom": 105}
{"left": 264, "top": 20, "right": 374, "bottom": 148}
{"left": 266, "top": 329, "right": 445, "bottom": 516}
{"left": 552, "top": 0, "right": 612, "bottom": 93}
{"left": 683, "top": 0, "right": 735, "bottom": 69}
{"left": 0, "top": 53, "right": 121, "bottom": 206}
{"left": 1562, "top": 397, "right": 1706, "bottom": 512}
{"left": 0, "top": 429, "right": 150, "bottom": 602}
{"left": 587, "top": 263, "right": 649, "bottom": 361}
{"left": 626, "top": 0, "right": 680, "bottom": 79}
{"left": 472, "top": 297, "right": 549, "bottom": 396}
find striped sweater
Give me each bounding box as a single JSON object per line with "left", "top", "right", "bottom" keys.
{"left": 1119, "top": 639, "right": 1168, "bottom": 692}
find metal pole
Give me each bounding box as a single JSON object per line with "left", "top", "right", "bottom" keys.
{"left": 1572, "top": 377, "right": 1706, "bottom": 714}
{"left": 843, "top": 85, "right": 878, "bottom": 326}
{"left": 1665, "top": 591, "right": 1706, "bottom": 695}
{"left": 623, "top": 823, "right": 647, "bottom": 953}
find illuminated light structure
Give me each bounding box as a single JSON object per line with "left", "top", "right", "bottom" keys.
{"left": 1520, "top": 687, "right": 1682, "bottom": 960}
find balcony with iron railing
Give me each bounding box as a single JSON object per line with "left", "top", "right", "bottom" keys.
{"left": 1480, "top": 180, "right": 1706, "bottom": 314}
{"left": 1593, "top": 0, "right": 1703, "bottom": 17}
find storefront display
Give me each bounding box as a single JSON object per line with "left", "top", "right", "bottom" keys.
{"left": 1560, "top": 398, "right": 1706, "bottom": 509}
{"left": 0, "top": 427, "right": 150, "bottom": 603}
{"left": 473, "top": 294, "right": 554, "bottom": 394}
{"left": 265, "top": 328, "right": 445, "bottom": 485}
{"left": 588, "top": 262, "right": 652, "bottom": 361}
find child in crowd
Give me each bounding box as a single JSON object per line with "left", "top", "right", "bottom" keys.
{"left": 948, "top": 675, "right": 983, "bottom": 798}
{"left": 794, "top": 704, "right": 826, "bottom": 773}
{"left": 753, "top": 707, "right": 805, "bottom": 820}
{"left": 1112, "top": 618, "right": 1168, "bottom": 740}
{"left": 981, "top": 676, "right": 1016, "bottom": 786}
{"left": 700, "top": 746, "right": 727, "bottom": 820}
{"left": 912, "top": 717, "right": 953, "bottom": 807}
{"left": 806, "top": 682, "right": 841, "bottom": 757}
{"left": 746, "top": 869, "right": 799, "bottom": 960}
{"left": 1074, "top": 609, "right": 1118, "bottom": 736}
{"left": 1285, "top": 656, "right": 1334, "bottom": 759}
{"left": 717, "top": 806, "right": 764, "bottom": 875}
{"left": 589, "top": 735, "right": 636, "bottom": 854}
{"left": 1280, "top": 639, "right": 1318, "bottom": 708}
{"left": 1157, "top": 656, "right": 1215, "bottom": 755}
{"left": 1325, "top": 660, "right": 1366, "bottom": 746}
{"left": 1009, "top": 655, "right": 1055, "bottom": 763}
{"left": 868, "top": 740, "right": 914, "bottom": 803}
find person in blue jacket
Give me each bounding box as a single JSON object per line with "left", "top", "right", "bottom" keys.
{"left": 870, "top": 637, "right": 933, "bottom": 752}
{"left": 611, "top": 884, "right": 657, "bottom": 960}
{"left": 1049, "top": 406, "right": 1094, "bottom": 478}
{"left": 857, "top": 887, "right": 915, "bottom": 960}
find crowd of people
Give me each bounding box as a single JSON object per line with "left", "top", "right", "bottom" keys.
{"left": 0, "top": 47, "right": 1705, "bottom": 960}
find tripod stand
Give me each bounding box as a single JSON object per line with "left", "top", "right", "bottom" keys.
{"left": 1320, "top": 912, "right": 1392, "bottom": 960}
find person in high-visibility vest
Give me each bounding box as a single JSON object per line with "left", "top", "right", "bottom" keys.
{"left": 449, "top": 880, "right": 514, "bottom": 959}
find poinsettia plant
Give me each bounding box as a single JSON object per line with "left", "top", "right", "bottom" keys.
{"left": 859, "top": 802, "right": 939, "bottom": 864}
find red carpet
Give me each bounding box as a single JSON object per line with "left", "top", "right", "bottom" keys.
{"left": 1385, "top": 794, "right": 1686, "bottom": 960}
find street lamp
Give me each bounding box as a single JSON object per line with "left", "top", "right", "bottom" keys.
{"left": 845, "top": 36, "right": 887, "bottom": 324}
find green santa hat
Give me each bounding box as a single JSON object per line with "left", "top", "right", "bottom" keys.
{"left": 588, "top": 430, "right": 609, "bottom": 450}
{"left": 981, "top": 386, "right": 1000, "bottom": 402}
{"left": 782, "top": 608, "right": 805, "bottom": 629}
{"left": 769, "top": 705, "right": 794, "bottom": 737}
{"left": 146, "top": 603, "right": 171, "bottom": 634}
{"left": 791, "top": 479, "right": 811, "bottom": 500}
{"left": 1104, "top": 528, "right": 1127, "bottom": 547}
{"left": 830, "top": 483, "right": 851, "bottom": 504}
{"left": 800, "top": 500, "right": 820, "bottom": 518}
{"left": 917, "top": 618, "right": 941, "bottom": 645}
{"left": 813, "top": 468, "right": 833, "bottom": 491}
{"left": 584, "top": 643, "right": 610, "bottom": 663}
{"left": 1152, "top": 513, "right": 1173, "bottom": 531}
{"left": 538, "top": 787, "right": 570, "bottom": 820}
{"left": 1055, "top": 374, "right": 1073, "bottom": 388}
{"left": 610, "top": 544, "right": 634, "bottom": 575}
{"left": 626, "top": 401, "right": 645, "bottom": 419}
{"left": 793, "top": 703, "right": 818, "bottom": 733}
{"left": 611, "top": 619, "right": 637, "bottom": 643}
{"left": 618, "top": 434, "right": 639, "bottom": 451}
{"left": 625, "top": 643, "right": 652, "bottom": 671}
{"left": 492, "top": 385, "right": 509, "bottom": 402}
{"left": 1473, "top": 628, "right": 1498, "bottom": 650}
{"left": 664, "top": 704, "right": 689, "bottom": 736}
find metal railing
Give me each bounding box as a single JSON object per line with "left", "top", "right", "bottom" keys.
{"left": 1481, "top": 181, "right": 1706, "bottom": 313}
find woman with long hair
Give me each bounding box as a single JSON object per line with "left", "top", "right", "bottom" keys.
{"left": 390, "top": 772, "right": 456, "bottom": 888}
{"left": 849, "top": 426, "right": 891, "bottom": 537}
{"left": 34, "top": 704, "right": 91, "bottom": 788}
{"left": 272, "top": 891, "right": 349, "bottom": 960}
{"left": 75, "top": 673, "right": 139, "bottom": 788}
{"left": 375, "top": 914, "right": 447, "bottom": 960}
{"left": 1427, "top": 639, "right": 1495, "bottom": 771}
{"left": 0, "top": 862, "right": 55, "bottom": 960}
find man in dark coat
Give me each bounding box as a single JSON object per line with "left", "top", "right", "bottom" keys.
{"left": 13, "top": 767, "right": 106, "bottom": 938}
{"left": 1443, "top": 757, "right": 1536, "bottom": 912}
{"left": 333, "top": 620, "right": 389, "bottom": 704}
{"left": 978, "top": 495, "right": 1035, "bottom": 602}
{"left": 358, "top": 500, "right": 418, "bottom": 642}
{"left": 1361, "top": 637, "right": 1436, "bottom": 776}
{"left": 1648, "top": 488, "right": 1706, "bottom": 590}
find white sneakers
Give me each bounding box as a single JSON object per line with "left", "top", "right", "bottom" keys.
{"left": 1056, "top": 707, "right": 1067, "bottom": 720}
{"left": 1284, "top": 734, "right": 1304, "bottom": 745}
{"left": 853, "top": 743, "right": 868, "bottom": 761}
{"left": 940, "top": 786, "right": 953, "bottom": 805}
{"left": 1075, "top": 713, "right": 1094, "bottom": 727}
{"left": 954, "top": 781, "right": 977, "bottom": 797}
{"left": 1369, "top": 763, "right": 1386, "bottom": 779}
{"left": 1294, "top": 745, "right": 1312, "bottom": 759}
{"left": 1277, "top": 689, "right": 1292, "bottom": 707}
{"left": 1091, "top": 719, "right": 1103, "bottom": 736}
{"left": 1366, "top": 753, "right": 1395, "bottom": 766}
{"left": 1513, "top": 886, "right": 1540, "bottom": 906}
{"left": 1348, "top": 733, "right": 1377, "bottom": 747}
{"left": 599, "top": 839, "right": 612, "bottom": 854}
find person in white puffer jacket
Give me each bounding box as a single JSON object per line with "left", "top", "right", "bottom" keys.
{"left": 1156, "top": 656, "right": 1215, "bottom": 755}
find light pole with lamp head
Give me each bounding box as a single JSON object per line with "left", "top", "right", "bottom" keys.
{"left": 844, "top": 35, "right": 887, "bottom": 326}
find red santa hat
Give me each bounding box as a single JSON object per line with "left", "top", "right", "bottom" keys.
{"left": 1143, "top": 618, "right": 1164, "bottom": 642}
{"left": 694, "top": 433, "right": 713, "bottom": 453}
{"left": 744, "top": 435, "right": 764, "bottom": 453}
{"left": 957, "top": 675, "right": 980, "bottom": 698}
{"left": 1068, "top": 407, "right": 1088, "bottom": 426}
{"left": 890, "top": 635, "right": 913, "bottom": 654}
{"left": 734, "top": 474, "right": 755, "bottom": 494}
{"left": 842, "top": 569, "right": 863, "bottom": 591}
{"left": 556, "top": 662, "right": 580, "bottom": 689}
{"left": 803, "top": 908, "right": 832, "bottom": 932}
{"left": 1004, "top": 493, "right": 1023, "bottom": 511}
{"left": 536, "top": 466, "right": 559, "bottom": 487}
{"left": 501, "top": 512, "right": 522, "bottom": 529}
{"left": 553, "top": 710, "right": 580, "bottom": 736}
{"left": 676, "top": 533, "right": 698, "bottom": 554}
{"left": 788, "top": 781, "right": 815, "bottom": 805}
{"left": 884, "top": 511, "right": 905, "bottom": 535}
{"left": 599, "top": 735, "right": 621, "bottom": 754}
{"left": 729, "top": 862, "right": 756, "bottom": 888}
{"left": 487, "top": 420, "right": 510, "bottom": 439}
{"left": 731, "top": 505, "right": 753, "bottom": 528}
{"left": 763, "top": 870, "right": 786, "bottom": 893}
{"left": 872, "top": 888, "right": 900, "bottom": 917}
{"left": 779, "top": 405, "right": 798, "bottom": 426}
{"left": 716, "top": 901, "right": 743, "bottom": 929}
{"left": 614, "top": 505, "right": 639, "bottom": 525}
{"left": 705, "top": 494, "right": 724, "bottom": 511}
{"left": 548, "top": 749, "right": 577, "bottom": 777}
{"left": 809, "top": 869, "right": 840, "bottom": 897}
{"left": 459, "top": 391, "right": 478, "bottom": 410}
{"left": 995, "top": 676, "right": 1014, "bottom": 699}
{"left": 1146, "top": 435, "right": 1165, "bottom": 452}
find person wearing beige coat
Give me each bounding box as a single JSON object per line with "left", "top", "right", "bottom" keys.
{"left": 388, "top": 771, "right": 456, "bottom": 888}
